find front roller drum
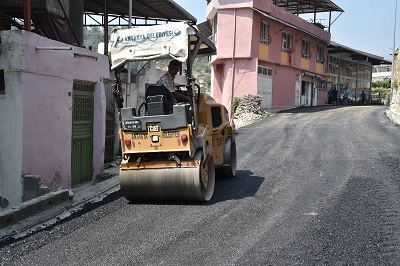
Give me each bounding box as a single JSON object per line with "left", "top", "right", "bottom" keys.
{"left": 119, "top": 157, "right": 215, "bottom": 202}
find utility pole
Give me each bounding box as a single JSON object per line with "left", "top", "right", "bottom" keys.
{"left": 23, "top": 0, "right": 31, "bottom": 31}
{"left": 126, "top": 0, "right": 133, "bottom": 107}
{"left": 391, "top": 0, "right": 398, "bottom": 106}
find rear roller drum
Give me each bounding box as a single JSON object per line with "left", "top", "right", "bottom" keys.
{"left": 197, "top": 156, "right": 215, "bottom": 201}
{"left": 216, "top": 140, "right": 237, "bottom": 178}
{"left": 119, "top": 153, "right": 215, "bottom": 202}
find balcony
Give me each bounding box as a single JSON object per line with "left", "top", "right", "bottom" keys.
{"left": 206, "top": 0, "right": 219, "bottom": 20}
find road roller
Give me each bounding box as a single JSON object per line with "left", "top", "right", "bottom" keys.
{"left": 118, "top": 88, "right": 236, "bottom": 201}
{"left": 110, "top": 22, "right": 237, "bottom": 202}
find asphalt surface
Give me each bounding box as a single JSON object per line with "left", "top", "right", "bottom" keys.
{"left": 1, "top": 105, "right": 400, "bottom": 265}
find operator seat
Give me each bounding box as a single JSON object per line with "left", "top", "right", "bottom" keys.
{"left": 145, "top": 84, "right": 174, "bottom": 116}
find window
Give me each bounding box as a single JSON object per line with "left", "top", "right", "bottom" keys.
{"left": 0, "top": 70, "right": 4, "bottom": 95}
{"left": 282, "top": 31, "right": 293, "bottom": 52}
{"left": 317, "top": 45, "right": 325, "bottom": 63}
{"left": 258, "top": 66, "right": 273, "bottom": 77}
{"left": 301, "top": 40, "right": 311, "bottom": 59}
{"left": 328, "top": 56, "right": 339, "bottom": 75}
{"left": 212, "top": 14, "right": 218, "bottom": 44}
{"left": 211, "top": 106, "right": 222, "bottom": 128}
{"left": 359, "top": 63, "right": 371, "bottom": 80}
{"left": 316, "top": 78, "right": 326, "bottom": 89}
{"left": 260, "top": 20, "right": 271, "bottom": 44}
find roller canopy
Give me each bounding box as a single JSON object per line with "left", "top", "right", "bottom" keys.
{"left": 110, "top": 22, "right": 216, "bottom": 70}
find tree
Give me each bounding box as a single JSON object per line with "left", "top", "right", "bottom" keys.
{"left": 83, "top": 27, "right": 104, "bottom": 52}
{"left": 372, "top": 79, "right": 391, "bottom": 103}
{"left": 193, "top": 56, "right": 212, "bottom": 93}
{"left": 372, "top": 79, "right": 391, "bottom": 89}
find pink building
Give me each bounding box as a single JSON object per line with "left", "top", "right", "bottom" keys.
{"left": 206, "top": 0, "right": 339, "bottom": 112}
{"left": 0, "top": 31, "right": 110, "bottom": 210}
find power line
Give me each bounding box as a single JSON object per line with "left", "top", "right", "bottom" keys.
{"left": 349, "top": 25, "right": 400, "bottom": 48}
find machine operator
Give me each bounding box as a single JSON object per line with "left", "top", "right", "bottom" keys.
{"left": 157, "top": 60, "right": 190, "bottom": 103}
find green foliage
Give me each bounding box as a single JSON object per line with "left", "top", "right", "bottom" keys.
{"left": 156, "top": 57, "right": 212, "bottom": 93}
{"left": 155, "top": 59, "right": 170, "bottom": 71}
{"left": 372, "top": 86, "right": 390, "bottom": 96}
{"left": 372, "top": 79, "right": 391, "bottom": 98}
{"left": 231, "top": 97, "right": 240, "bottom": 113}
{"left": 83, "top": 27, "right": 104, "bottom": 52}
{"left": 372, "top": 79, "right": 391, "bottom": 89}
{"left": 193, "top": 57, "right": 211, "bottom": 92}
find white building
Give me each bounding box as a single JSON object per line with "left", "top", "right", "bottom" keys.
{"left": 372, "top": 64, "right": 391, "bottom": 81}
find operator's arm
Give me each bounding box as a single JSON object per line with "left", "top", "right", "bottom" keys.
{"left": 172, "top": 91, "right": 190, "bottom": 102}
{"left": 158, "top": 74, "right": 189, "bottom": 103}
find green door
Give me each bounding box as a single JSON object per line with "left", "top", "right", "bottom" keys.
{"left": 72, "top": 82, "right": 94, "bottom": 186}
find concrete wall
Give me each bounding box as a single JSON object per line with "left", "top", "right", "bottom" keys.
{"left": 272, "top": 65, "right": 297, "bottom": 109}
{"left": 391, "top": 54, "right": 400, "bottom": 110}
{"left": 212, "top": 58, "right": 258, "bottom": 113}
{"left": 217, "top": 8, "right": 255, "bottom": 59}
{"left": 0, "top": 30, "right": 110, "bottom": 210}
{"left": 317, "top": 89, "right": 326, "bottom": 106}
{"left": 0, "top": 31, "right": 24, "bottom": 209}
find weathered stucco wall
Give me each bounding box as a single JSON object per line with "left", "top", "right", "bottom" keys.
{"left": 391, "top": 54, "right": 400, "bottom": 110}
{"left": 0, "top": 30, "right": 110, "bottom": 209}
{"left": 0, "top": 31, "right": 24, "bottom": 209}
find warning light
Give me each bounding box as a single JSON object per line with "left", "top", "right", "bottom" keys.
{"left": 124, "top": 136, "right": 131, "bottom": 146}
{"left": 181, "top": 133, "right": 188, "bottom": 144}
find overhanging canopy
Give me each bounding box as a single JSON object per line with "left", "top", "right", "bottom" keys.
{"left": 0, "top": 0, "right": 197, "bottom": 25}
{"left": 83, "top": 0, "right": 197, "bottom": 24}
{"left": 328, "top": 41, "right": 391, "bottom": 65}
{"left": 0, "top": 0, "right": 198, "bottom": 49}
{"left": 254, "top": 8, "right": 330, "bottom": 42}
{"left": 110, "top": 22, "right": 216, "bottom": 70}
{"left": 273, "top": 0, "right": 344, "bottom": 14}
{"left": 111, "top": 22, "right": 189, "bottom": 69}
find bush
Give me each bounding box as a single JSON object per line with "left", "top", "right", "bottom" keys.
{"left": 371, "top": 87, "right": 390, "bottom": 96}
{"left": 231, "top": 97, "right": 240, "bottom": 113}
{"left": 372, "top": 79, "right": 391, "bottom": 89}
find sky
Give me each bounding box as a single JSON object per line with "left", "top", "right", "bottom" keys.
{"left": 173, "top": 0, "right": 398, "bottom": 62}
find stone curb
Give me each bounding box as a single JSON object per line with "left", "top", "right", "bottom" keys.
{"left": 0, "top": 167, "right": 120, "bottom": 241}
{"left": 386, "top": 108, "right": 400, "bottom": 125}
{"left": 0, "top": 189, "right": 70, "bottom": 230}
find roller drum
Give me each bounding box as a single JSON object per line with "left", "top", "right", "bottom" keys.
{"left": 120, "top": 158, "right": 215, "bottom": 202}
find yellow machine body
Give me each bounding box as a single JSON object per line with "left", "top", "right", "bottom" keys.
{"left": 119, "top": 92, "right": 236, "bottom": 202}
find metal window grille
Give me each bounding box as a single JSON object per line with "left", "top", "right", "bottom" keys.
{"left": 260, "top": 20, "right": 271, "bottom": 44}
{"left": 301, "top": 40, "right": 311, "bottom": 59}
{"left": 282, "top": 31, "right": 293, "bottom": 52}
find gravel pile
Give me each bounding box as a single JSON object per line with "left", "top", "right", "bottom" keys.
{"left": 233, "top": 94, "right": 273, "bottom": 128}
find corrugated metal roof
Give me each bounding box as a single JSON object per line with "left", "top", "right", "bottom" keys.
{"left": 328, "top": 41, "right": 390, "bottom": 65}
{"left": 0, "top": 0, "right": 197, "bottom": 24}
{"left": 197, "top": 21, "right": 212, "bottom": 38}
{"left": 274, "top": 0, "right": 344, "bottom": 14}
{"left": 84, "top": 0, "right": 197, "bottom": 23}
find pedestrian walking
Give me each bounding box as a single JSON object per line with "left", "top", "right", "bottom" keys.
{"left": 328, "top": 88, "right": 333, "bottom": 104}
{"left": 360, "top": 90, "right": 366, "bottom": 105}
{"left": 331, "top": 88, "right": 338, "bottom": 106}
{"left": 343, "top": 87, "right": 349, "bottom": 105}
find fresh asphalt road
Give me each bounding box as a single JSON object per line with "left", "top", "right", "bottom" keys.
{"left": 1, "top": 105, "right": 400, "bottom": 265}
